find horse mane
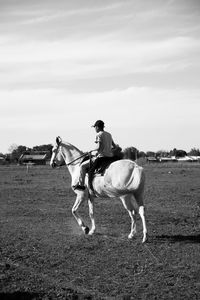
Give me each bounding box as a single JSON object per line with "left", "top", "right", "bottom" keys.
{"left": 61, "top": 141, "right": 84, "bottom": 155}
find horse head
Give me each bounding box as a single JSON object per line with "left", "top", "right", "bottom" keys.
{"left": 50, "top": 136, "right": 65, "bottom": 168}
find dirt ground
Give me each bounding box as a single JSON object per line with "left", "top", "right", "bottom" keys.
{"left": 0, "top": 163, "right": 200, "bottom": 299}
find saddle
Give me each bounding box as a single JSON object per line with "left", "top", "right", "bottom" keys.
{"left": 89, "top": 156, "right": 120, "bottom": 196}
{"left": 81, "top": 152, "right": 123, "bottom": 194}
{"left": 94, "top": 156, "right": 120, "bottom": 176}
{"left": 81, "top": 144, "right": 123, "bottom": 177}
{"left": 81, "top": 155, "right": 120, "bottom": 176}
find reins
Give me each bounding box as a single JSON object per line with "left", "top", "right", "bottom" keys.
{"left": 54, "top": 136, "right": 92, "bottom": 167}
{"left": 66, "top": 152, "right": 90, "bottom": 166}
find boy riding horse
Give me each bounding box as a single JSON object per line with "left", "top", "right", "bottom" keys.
{"left": 73, "top": 120, "right": 117, "bottom": 192}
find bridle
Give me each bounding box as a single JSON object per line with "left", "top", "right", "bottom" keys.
{"left": 51, "top": 136, "right": 90, "bottom": 167}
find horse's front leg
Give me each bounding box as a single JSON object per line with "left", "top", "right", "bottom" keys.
{"left": 88, "top": 196, "right": 95, "bottom": 235}
{"left": 72, "top": 194, "right": 89, "bottom": 234}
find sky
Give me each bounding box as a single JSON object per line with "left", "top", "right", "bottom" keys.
{"left": 0, "top": 0, "right": 200, "bottom": 154}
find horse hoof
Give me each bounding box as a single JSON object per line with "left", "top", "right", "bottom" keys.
{"left": 128, "top": 234, "right": 135, "bottom": 239}
{"left": 84, "top": 226, "right": 89, "bottom": 235}
{"left": 142, "top": 235, "right": 148, "bottom": 243}
{"left": 128, "top": 231, "right": 136, "bottom": 239}
{"left": 89, "top": 229, "right": 95, "bottom": 235}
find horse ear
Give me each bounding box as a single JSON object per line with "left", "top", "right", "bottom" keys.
{"left": 56, "top": 136, "right": 62, "bottom": 145}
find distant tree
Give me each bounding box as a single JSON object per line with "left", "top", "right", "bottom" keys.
{"left": 32, "top": 144, "right": 53, "bottom": 158}
{"left": 169, "top": 148, "right": 177, "bottom": 157}
{"left": 11, "top": 145, "right": 27, "bottom": 162}
{"left": 8, "top": 143, "right": 18, "bottom": 154}
{"left": 5, "top": 154, "right": 11, "bottom": 163}
{"left": 146, "top": 151, "right": 156, "bottom": 157}
{"left": 138, "top": 151, "right": 146, "bottom": 158}
{"left": 156, "top": 150, "right": 169, "bottom": 158}
{"left": 175, "top": 149, "right": 187, "bottom": 158}
{"left": 169, "top": 148, "right": 187, "bottom": 157}
{"left": 32, "top": 144, "right": 53, "bottom": 153}
{"left": 188, "top": 148, "right": 200, "bottom": 156}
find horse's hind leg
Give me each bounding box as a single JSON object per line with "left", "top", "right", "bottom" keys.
{"left": 139, "top": 205, "right": 147, "bottom": 243}
{"left": 120, "top": 195, "right": 137, "bottom": 239}
{"left": 134, "top": 191, "right": 147, "bottom": 243}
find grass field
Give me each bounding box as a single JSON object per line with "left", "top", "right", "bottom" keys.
{"left": 0, "top": 163, "right": 200, "bottom": 299}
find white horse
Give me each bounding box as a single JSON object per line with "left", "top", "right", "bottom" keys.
{"left": 50, "top": 137, "right": 147, "bottom": 243}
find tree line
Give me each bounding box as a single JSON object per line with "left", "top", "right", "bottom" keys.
{"left": 0, "top": 144, "right": 200, "bottom": 164}
{"left": 0, "top": 144, "right": 53, "bottom": 163}
{"left": 123, "top": 147, "right": 200, "bottom": 161}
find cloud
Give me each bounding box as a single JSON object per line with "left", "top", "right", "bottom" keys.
{"left": 0, "top": 0, "right": 200, "bottom": 153}
{"left": 1, "top": 0, "right": 199, "bottom": 93}
{"left": 0, "top": 85, "right": 200, "bottom": 152}
{"left": 0, "top": 85, "right": 199, "bottom": 125}
{"left": 1, "top": 35, "right": 198, "bottom": 63}
{"left": 1, "top": 35, "right": 199, "bottom": 92}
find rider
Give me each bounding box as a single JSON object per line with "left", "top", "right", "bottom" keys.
{"left": 73, "top": 120, "right": 116, "bottom": 191}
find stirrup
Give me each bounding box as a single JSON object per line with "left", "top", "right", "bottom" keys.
{"left": 72, "top": 183, "right": 86, "bottom": 191}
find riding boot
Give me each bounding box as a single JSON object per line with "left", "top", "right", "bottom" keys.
{"left": 88, "top": 171, "right": 95, "bottom": 194}
{"left": 88, "top": 172, "right": 93, "bottom": 190}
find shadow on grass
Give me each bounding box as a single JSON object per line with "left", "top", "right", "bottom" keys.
{"left": 155, "top": 234, "right": 200, "bottom": 243}
{"left": 0, "top": 289, "right": 93, "bottom": 300}
{"left": 0, "top": 292, "right": 43, "bottom": 300}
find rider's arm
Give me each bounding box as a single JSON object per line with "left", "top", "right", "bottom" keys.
{"left": 91, "top": 140, "right": 101, "bottom": 153}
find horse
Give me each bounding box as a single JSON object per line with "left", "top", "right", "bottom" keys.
{"left": 50, "top": 136, "right": 147, "bottom": 243}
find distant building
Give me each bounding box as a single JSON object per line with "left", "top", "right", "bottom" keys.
{"left": 0, "top": 156, "right": 6, "bottom": 165}
{"left": 146, "top": 156, "right": 158, "bottom": 163}
{"left": 159, "top": 157, "right": 177, "bottom": 162}
{"left": 176, "top": 156, "right": 200, "bottom": 162}
{"left": 19, "top": 152, "right": 48, "bottom": 165}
